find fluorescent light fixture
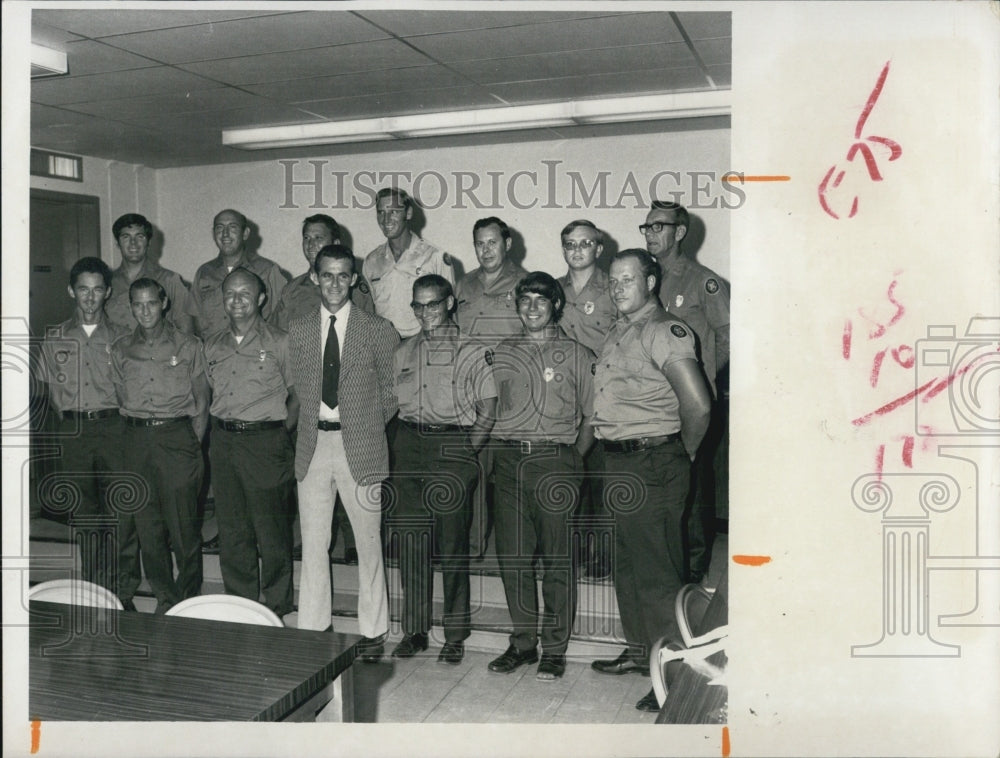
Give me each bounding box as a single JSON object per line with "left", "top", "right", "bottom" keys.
{"left": 31, "top": 43, "right": 68, "bottom": 78}
{"left": 222, "top": 90, "right": 731, "bottom": 150}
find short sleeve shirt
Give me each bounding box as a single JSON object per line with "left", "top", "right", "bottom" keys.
{"left": 591, "top": 301, "right": 697, "bottom": 440}
{"left": 394, "top": 325, "right": 496, "bottom": 427}
{"left": 557, "top": 267, "right": 616, "bottom": 355}
{"left": 269, "top": 267, "right": 374, "bottom": 330}
{"left": 490, "top": 329, "right": 596, "bottom": 445}
{"left": 111, "top": 322, "right": 206, "bottom": 418}
{"left": 106, "top": 261, "right": 198, "bottom": 332}
{"left": 39, "top": 316, "right": 129, "bottom": 412}
{"left": 203, "top": 316, "right": 293, "bottom": 421}
{"left": 364, "top": 235, "right": 454, "bottom": 338}
{"left": 193, "top": 252, "right": 288, "bottom": 338}
{"left": 454, "top": 259, "right": 528, "bottom": 346}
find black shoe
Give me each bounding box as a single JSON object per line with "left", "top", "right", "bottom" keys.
{"left": 591, "top": 649, "right": 649, "bottom": 676}
{"left": 536, "top": 653, "right": 566, "bottom": 680}
{"left": 357, "top": 634, "right": 386, "bottom": 664}
{"left": 488, "top": 644, "right": 538, "bottom": 674}
{"left": 392, "top": 633, "right": 429, "bottom": 659}
{"left": 344, "top": 547, "right": 359, "bottom": 565}
{"left": 636, "top": 688, "right": 660, "bottom": 712}
{"left": 202, "top": 534, "right": 220, "bottom": 554}
{"left": 120, "top": 598, "right": 137, "bottom": 612}
{"left": 437, "top": 641, "right": 464, "bottom": 665}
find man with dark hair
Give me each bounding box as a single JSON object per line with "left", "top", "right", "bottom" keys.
{"left": 38, "top": 257, "right": 138, "bottom": 608}
{"left": 203, "top": 268, "right": 299, "bottom": 617}
{"left": 589, "top": 248, "right": 712, "bottom": 712}
{"left": 111, "top": 277, "right": 210, "bottom": 612}
{"left": 642, "top": 200, "right": 731, "bottom": 584}
{"left": 557, "top": 219, "right": 617, "bottom": 579}
{"left": 193, "top": 209, "right": 288, "bottom": 337}
{"left": 487, "top": 271, "right": 595, "bottom": 681}
{"left": 105, "top": 213, "right": 197, "bottom": 334}
{"left": 363, "top": 188, "right": 454, "bottom": 338}
{"left": 289, "top": 244, "right": 398, "bottom": 662}
{"left": 387, "top": 274, "right": 496, "bottom": 664}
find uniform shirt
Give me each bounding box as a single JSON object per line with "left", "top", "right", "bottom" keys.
{"left": 39, "top": 315, "right": 129, "bottom": 412}
{"left": 269, "top": 267, "right": 375, "bottom": 330}
{"left": 592, "top": 300, "right": 697, "bottom": 441}
{"left": 106, "top": 260, "right": 198, "bottom": 332}
{"left": 557, "top": 267, "right": 616, "bottom": 355}
{"left": 394, "top": 324, "right": 497, "bottom": 428}
{"left": 192, "top": 251, "right": 288, "bottom": 338}
{"left": 363, "top": 234, "right": 454, "bottom": 338}
{"left": 203, "top": 315, "right": 293, "bottom": 421}
{"left": 657, "top": 255, "right": 730, "bottom": 393}
{"left": 490, "top": 328, "right": 595, "bottom": 445}
{"left": 111, "top": 322, "right": 206, "bottom": 418}
{"left": 455, "top": 258, "right": 528, "bottom": 345}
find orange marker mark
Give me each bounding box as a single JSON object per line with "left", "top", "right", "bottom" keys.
{"left": 722, "top": 175, "right": 791, "bottom": 182}
{"left": 30, "top": 720, "right": 40, "bottom": 754}
{"left": 722, "top": 726, "right": 731, "bottom": 757}
{"left": 733, "top": 554, "right": 771, "bottom": 566}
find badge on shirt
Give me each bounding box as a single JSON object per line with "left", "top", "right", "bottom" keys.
{"left": 484, "top": 349, "right": 494, "bottom": 366}
{"left": 259, "top": 349, "right": 267, "bottom": 362}
{"left": 675, "top": 295, "right": 684, "bottom": 308}
{"left": 584, "top": 301, "right": 595, "bottom": 315}
{"left": 670, "top": 324, "right": 688, "bottom": 338}
{"left": 415, "top": 266, "right": 422, "bottom": 276}
{"left": 705, "top": 278, "right": 720, "bottom": 294}
{"left": 169, "top": 355, "right": 179, "bottom": 367}
{"left": 359, "top": 282, "right": 370, "bottom": 295}
{"left": 543, "top": 367, "right": 555, "bottom": 382}
{"left": 442, "top": 253, "right": 453, "bottom": 266}
{"left": 590, "top": 363, "right": 597, "bottom": 375}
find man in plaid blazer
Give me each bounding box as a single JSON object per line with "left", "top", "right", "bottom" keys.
{"left": 289, "top": 244, "right": 399, "bottom": 661}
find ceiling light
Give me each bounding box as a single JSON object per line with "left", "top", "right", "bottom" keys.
{"left": 31, "top": 43, "right": 68, "bottom": 78}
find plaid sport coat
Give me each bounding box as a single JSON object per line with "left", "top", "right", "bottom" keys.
{"left": 288, "top": 305, "right": 399, "bottom": 485}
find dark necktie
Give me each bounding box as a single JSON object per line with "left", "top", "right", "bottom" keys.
{"left": 322, "top": 314, "right": 340, "bottom": 409}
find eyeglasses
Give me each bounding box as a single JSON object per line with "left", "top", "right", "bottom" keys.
{"left": 561, "top": 239, "right": 598, "bottom": 252}
{"left": 410, "top": 297, "right": 448, "bottom": 313}
{"left": 638, "top": 222, "right": 678, "bottom": 234}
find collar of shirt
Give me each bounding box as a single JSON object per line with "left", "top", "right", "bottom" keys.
{"left": 226, "top": 314, "right": 268, "bottom": 346}
{"left": 320, "top": 300, "right": 351, "bottom": 343}
{"left": 618, "top": 300, "right": 660, "bottom": 327}
{"left": 208, "top": 249, "right": 260, "bottom": 273}
{"left": 128, "top": 319, "right": 183, "bottom": 349}
{"left": 559, "top": 266, "right": 608, "bottom": 299}
{"left": 66, "top": 313, "right": 113, "bottom": 338}
{"left": 112, "top": 258, "right": 162, "bottom": 284}
{"left": 472, "top": 258, "right": 525, "bottom": 294}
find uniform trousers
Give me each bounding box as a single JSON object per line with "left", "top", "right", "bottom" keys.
{"left": 494, "top": 442, "right": 581, "bottom": 655}
{"left": 574, "top": 443, "right": 613, "bottom": 570}
{"left": 687, "top": 395, "right": 728, "bottom": 582}
{"left": 54, "top": 414, "right": 140, "bottom": 600}
{"left": 122, "top": 420, "right": 204, "bottom": 609}
{"left": 603, "top": 437, "right": 689, "bottom": 662}
{"left": 388, "top": 423, "right": 476, "bottom": 642}
{"left": 210, "top": 423, "right": 294, "bottom": 616}
{"left": 297, "top": 429, "right": 388, "bottom": 636}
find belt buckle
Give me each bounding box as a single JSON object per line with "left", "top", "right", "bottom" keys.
{"left": 520, "top": 441, "right": 532, "bottom": 455}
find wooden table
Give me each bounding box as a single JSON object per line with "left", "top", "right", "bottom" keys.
{"left": 29, "top": 601, "right": 361, "bottom": 722}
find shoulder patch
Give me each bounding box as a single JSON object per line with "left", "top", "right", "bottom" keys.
{"left": 705, "top": 278, "right": 720, "bottom": 294}
{"left": 442, "top": 252, "right": 453, "bottom": 266}
{"left": 484, "top": 349, "right": 494, "bottom": 366}
{"left": 591, "top": 362, "right": 597, "bottom": 376}
{"left": 670, "top": 324, "right": 688, "bottom": 339}
{"left": 358, "top": 282, "right": 370, "bottom": 295}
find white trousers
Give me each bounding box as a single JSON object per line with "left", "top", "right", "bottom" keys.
{"left": 296, "top": 430, "right": 388, "bottom": 637}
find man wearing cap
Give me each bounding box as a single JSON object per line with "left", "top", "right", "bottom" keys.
{"left": 111, "top": 278, "right": 210, "bottom": 612}
{"left": 388, "top": 274, "right": 496, "bottom": 665}
{"left": 204, "top": 268, "right": 299, "bottom": 617}
{"left": 105, "top": 213, "right": 197, "bottom": 335}
{"left": 588, "top": 249, "right": 712, "bottom": 712}
{"left": 38, "top": 256, "right": 138, "bottom": 608}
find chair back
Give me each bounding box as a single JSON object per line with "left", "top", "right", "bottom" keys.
{"left": 165, "top": 595, "right": 284, "bottom": 627}
{"left": 28, "top": 579, "right": 124, "bottom": 610}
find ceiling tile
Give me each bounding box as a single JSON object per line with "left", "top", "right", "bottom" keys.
{"left": 248, "top": 65, "right": 468, "bottom": 104}
{"left": 120, "top": 103, "right": 326, "bottom": 132}
{"left": 31, "top": 66, "right": 218, "bottom": 106}
{"left": 31, "top": 9, "right": 289, "bottom": 38}
{"left": 178, "top": 39, "right": 430, "bottom": 86}
{"left": 354, "top": 10, "right": 620, "bottom": 37}
{"left": 299, "top": 85, "right": 501, "bottom": 120}
{"left": 691, "top": 37, "right": 731, "bottom": 66}
{"left": 63, "top": 40, "right": 160, "bottom": 76}
{"left": 32, "top": 20, "right": 83, "bottom": 47}
{"left": 63, "top": 87, "right": 265, "bottom": 121}
{"left": 406, "top": 13, "right": 681, "bottom": 63}
{"left": 672, "top": 12, "right": 731, "bottom": 40}
{"left": 99, "top": 11, "right": 389, "bottom": 64}
{"left": 706, "top": 65, "right": 732, "bottom": 88}
{"left": 488, "top": 67, "right": 712, "bottom": 105}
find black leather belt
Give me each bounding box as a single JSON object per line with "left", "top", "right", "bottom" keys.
{"left": 602, "top": 433, "right": 681, "bottom": 453}
{"left": 497, "top": 438, "right": 567, "bottom": 455}
{"left": 317, "top": 420, "right": 342, "bottom": 431}
{"left": 124, "top": 416, "right": 187, "bottom": 428}
{"left": 61, "top": 408, "right": 118, "bottom": 421}
{"left": 400, "top": 418, "right": 466, "bottom": 434}
{"left": 213, "top": 417, "right": 284, "bottom": 433}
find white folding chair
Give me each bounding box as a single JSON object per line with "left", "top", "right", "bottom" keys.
{"left": 165, "top": 594, "right": 284, "bottom": 627}
{"left": 28, "top": 579, "right": 124, "bottom": 610}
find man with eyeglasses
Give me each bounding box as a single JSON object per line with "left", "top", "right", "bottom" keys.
{"left": 363, "top": 187, "right": 454, "bottom": 339}
{"left": 106, "top": 213, "right": 197, "bottom": 334}
{"left": 557, "top": 220, "right": 617, "bottom": 579}
{"left": 641, "top": 200, "right": 731, "bottom": 585}
{"left": 454, "top": 216, "right": 528, "bottom": 559}
{"left": 387, "top": 274, "right": 496, "bottom": 665}
{"left": 589, "top": 249, "right": 712, "bottom": 713}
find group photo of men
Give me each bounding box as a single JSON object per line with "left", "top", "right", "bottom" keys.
{"left": 35, "top": 185, "right": 729, "bottom": 714}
